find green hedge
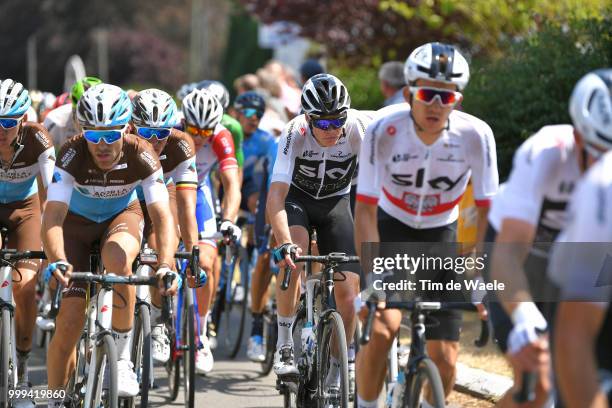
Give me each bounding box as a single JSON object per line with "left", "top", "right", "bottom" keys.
{"left": 463, "top": 14, "right": 612, "bottom": 179}
{"left": 331, "top": 64, "right": 385, "bottom": 110}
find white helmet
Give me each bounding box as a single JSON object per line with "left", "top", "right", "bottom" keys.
{"left": 197, "top": 80, "right": 230, "bottom": 109}
{"left": 0, "top": 79, "right": 31, "bottom": 116}
{"left": 76, "top": 84, "right": 132, "bottom": 127}
{"left": 131, "top": 89, "right": 178, "bottom": 128}
{"left": 570, "top": 69, "right": 612, "bottom": 157}
{"left": 181, "top": 89, "right": 223, "bottom": 129}
{"left": 404, "top": 42, "right": 470, "bottom": 91}
{"left": 301, "top": 73, "right": 351, "bottom": 117}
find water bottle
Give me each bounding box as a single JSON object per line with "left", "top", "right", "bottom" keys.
{"left": 391, "top": 371, "right": 406, "bottom": 408}
{"left": 301, "top": 322, "right": 314, "bottom": 365}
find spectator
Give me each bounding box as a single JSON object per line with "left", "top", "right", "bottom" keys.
{"left": 264, "top": 60, "right": 302, "bottom": 116}
{"left": 378, "top": 61, "right": 406, "bottom": 106}
{"left": 299, "top": 59, "right": 325, "bottom": 83}
{"left": 234, "top": 74, "right": 260, "bottom": 95}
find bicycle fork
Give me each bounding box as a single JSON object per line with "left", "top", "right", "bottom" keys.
{"left": 0, "top": 265, "right": 18, "bottom": 388}
{"left": 83, "top": 280, "right": 114, "bottom": 408}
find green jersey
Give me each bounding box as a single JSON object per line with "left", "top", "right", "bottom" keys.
{"left": 221, "top": 113, "right": 244, "bottom": 167}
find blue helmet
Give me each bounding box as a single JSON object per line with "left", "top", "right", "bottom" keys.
{"left": 0, "top": 79, "right": 31, "bottom": 117}
{"left": 234, "top": 91, "right": 266, "bottom": 113}
{"left": 76, "top": 84, "right": 132, "bottom": 127}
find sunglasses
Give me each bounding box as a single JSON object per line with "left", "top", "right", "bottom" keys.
{"left": 311, "top": 116, "right": 347, "bottom": 130}
{"left": 0, "top": 117, "right": 23, "bottom": 129}
{"left": 240, "top": 108, "right": 264, "bottom": 120}
{"left": 410, "top": 87, "right": 462, "bottom": 106}
{"left": 135, "top": 126, "right": 172, "bottom": 140}
{"left": 83, "top": 126, "right": 126, "bottom": 144}
{"left": 185, "top": 124, "right": 214, "bottom": 138}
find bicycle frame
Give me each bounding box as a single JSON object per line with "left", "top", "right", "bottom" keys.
{"left": 82, "top": 275, "right": 116, "bottom": 408}
{"left": 0, "top": 264, "right": 17, "bottom": 391}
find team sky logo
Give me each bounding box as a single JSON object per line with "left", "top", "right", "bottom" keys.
{"left": 292, "top": 156, "right": 357, "bottom": 196}
{"left": 391, "top": 168, "right": 468, "bottom": 191}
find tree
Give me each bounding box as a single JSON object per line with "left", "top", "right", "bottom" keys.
{"left": 240, "top": 0, "right": 608, "bottom": 65}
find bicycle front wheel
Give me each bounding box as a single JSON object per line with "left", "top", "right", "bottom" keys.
{"left": 404, "top": 358, "right": 445, "bottom": 408}
{"left": 317, "top": 311, "right": 349, "bottom": 408}
{"left": 88, "top": 333, "right": 119, "bottom": 408}
{"left": 1, "top": 307, "right": 12, "bottom": 406}
{"left": 182, "top": 288, "right": 196, "bottom": 408}
{"left": 223, "top": 250, "right": 249, "bottom": 359}
{"left": 261, "top": 306, "right": 277, "bottom": 375}
{"left": 125, "top": 303, "right": 151, "bottom": 408}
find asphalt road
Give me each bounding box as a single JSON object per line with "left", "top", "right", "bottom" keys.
{"left": 28, "top": 315, "right": 284, "bottom": 407}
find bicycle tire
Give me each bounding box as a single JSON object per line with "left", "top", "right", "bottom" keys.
{"left": 88, "top": 333, "right": 118, "bottom": 408}
{"left": 1, "top": 307, "right": 12, "bottom": 406}
{"left": 261, "top": 307, "right": 277, "bottom": 375}
{"left": 166, "top": 356, "right": 180, "bottom": 401}
{"left": 182, "top": 288, "right": 196, "bottom": 408}
{"left": 404, "top": 358, "right": 445, "bottom": 408}
{"left": 126, "top": 303, "right": 151, "bottom": 408}
{"left": 66, "top": 333, "right": 88, "bottom": 406}
{"left": 317, "top": 311, "right": 349, "bottom": 408}
{"left": 224, "top": 249, "right": 249, "bottom": 359}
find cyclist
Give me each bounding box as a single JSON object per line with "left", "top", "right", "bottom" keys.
{"left": 268, "top": 74, "right": 370, "bottom": 393}
{"left": 43, "top": 77, "right": 102, "bottom": 149}
{"left": 354, "top": 42, "right": 498, "bottom": 408}
{"left": 42, "top": 84, "right": 179, "bottom": 405}
{"left": 488, "top": 69, "right": 612, "bottom": 408}
{"left": 550, "top": 153, "right": 612, "bottom": 408}
{"left": 196, "top": 80, "right": 245, "bottom": 171}
{"left": 0, "top": 79, "right": 55, "bottom": 406}
{"left": 182, "top": 88, "right": 241, "bottom": 373}
{"left": 130, "top": 88, "right": 201, "bottom": 363}
{"left": 228, "top": 91, "right": 278, "bottom": 362}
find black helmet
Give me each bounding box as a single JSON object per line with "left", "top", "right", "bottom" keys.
{"left": 301, "top": 74, "right": 350, "bottom": 117}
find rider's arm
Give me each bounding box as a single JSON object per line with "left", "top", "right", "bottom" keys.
{"left": 42, "top": 167, "right": 73, "bottom": 265}
{"left": 466, "top": 122, "right": 498, "bottom": 244}
{"left": 142, "top": 168, "right": 175, "bottom": 268}
{"left": 555, "top": 302, "right": 608, "bottom": 408}
{"left": 267, "top": 181, "right": 291, "bottom": 245}
{"left": 491, "top": 219, "right": 536, "bottom": 314}
{"left": 354, "top": 120, "right": 381, "bottom": 259}
{"left": 490, "top": 138, "right": 553, "bottom": 315}
{"left": 169, "top": 155, "right": 199, "bottom": 251}
{"left": 354, "top": 201, "right": 379, "bottom": 260}
{"left": 212, "top": 130, "right": 240, "bottom": 222}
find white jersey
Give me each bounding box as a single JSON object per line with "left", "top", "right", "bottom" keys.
{"left": 271, "top": 109, "right": 370, "bottom": 199}
{"left": 357, "top": 109, "right": 498, "bottom": 229}
{"left": 548, "top": 150, "right": 612, "bottom": 306}
{"left": 43, "top": 104, "right": 79, "bottom": 148}
{"left": 488, "top": 125, "right": 581, "bottom": 244}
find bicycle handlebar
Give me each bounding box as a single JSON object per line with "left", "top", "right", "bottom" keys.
{"left": 69, "top": 272, "right": 158, "bottom": 286}
{"left": 0, "top": 249, "right": 47, "bottom": 261}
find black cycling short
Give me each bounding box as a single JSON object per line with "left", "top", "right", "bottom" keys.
{"left": 285, "top": 187, "right": 360, "bottom": 274}
{"left": 483, "top": 224, "right": 559, "bottom": 353}
{"left": 377, "top": 208, "right": 462, "bottom": 342}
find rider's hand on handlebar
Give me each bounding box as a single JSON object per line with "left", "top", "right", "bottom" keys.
{"left": 45, "top": 260, "right": 73, "bottom": 287}
{"left": 156, "top": 266, "right": 179, "bottom": 296}
{"left": 272, "top": 243, "right": 301, "bottom": 270}
{"left": 220, "top": 219, "right": 241, "bottom": 243}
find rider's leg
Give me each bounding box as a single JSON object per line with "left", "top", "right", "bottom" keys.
{"left": 9, "top": 195, "right": 42, "bottom": 383}
{"left": 356, "top": 309, "right": 402, "bottom": 401}
{"left": 101, "top": 208, "right": 142, "bottom": 363}
{"left": 275, "top": 225, "right": 308, "bottom": 344}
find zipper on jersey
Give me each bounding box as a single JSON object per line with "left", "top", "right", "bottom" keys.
{"left": 315, "top": 151, "right": 326, "bottom": 198}
{"left": 415, "top": 148, "right": 432, "bottom": 228}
